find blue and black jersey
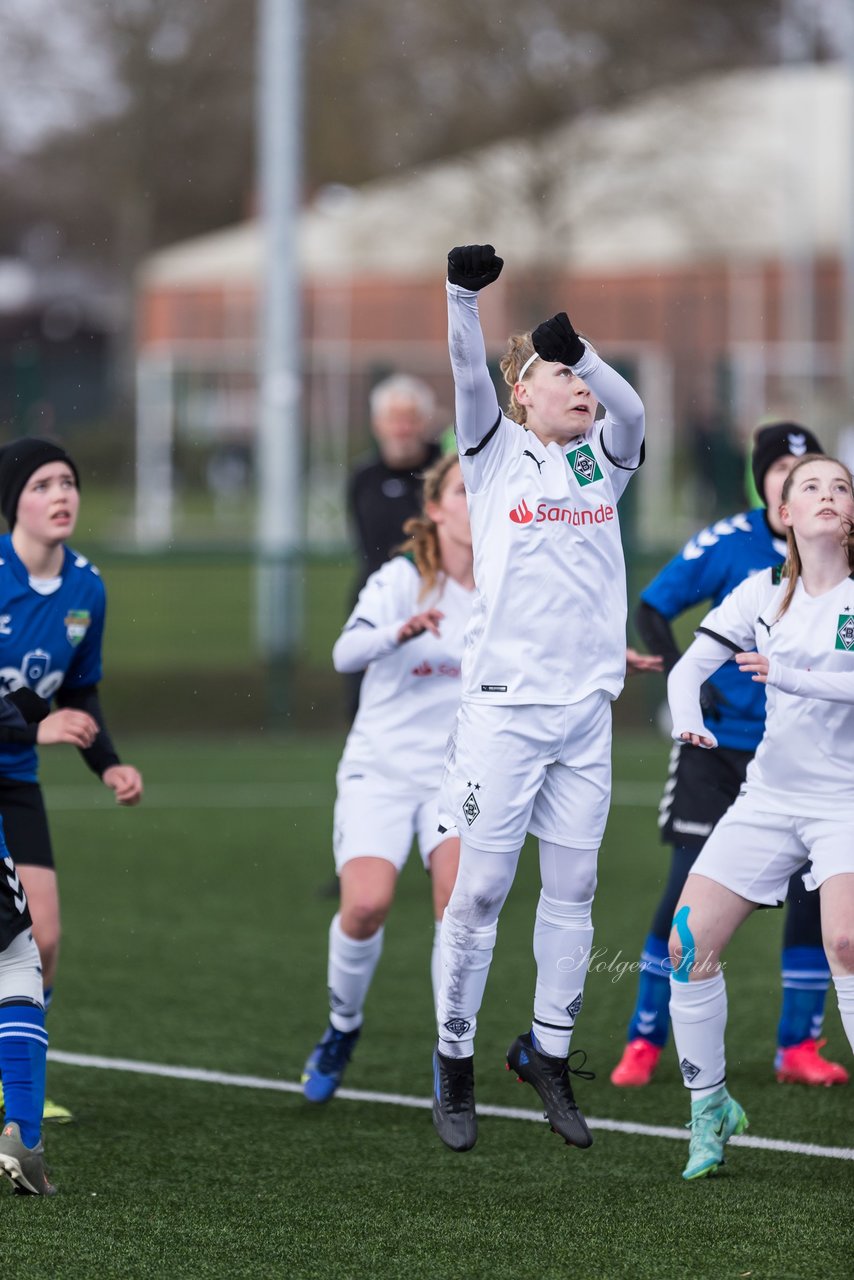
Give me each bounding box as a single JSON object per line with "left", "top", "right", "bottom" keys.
{"left": 0, "top": 533, "right": 106, "bottom": 782}
{"left": 640, "top": 508, "right": 786, "bottom": 751}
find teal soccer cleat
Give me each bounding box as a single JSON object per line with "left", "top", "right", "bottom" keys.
{"left": 683, "top": 1087, "right": 748, "bottom": 1180}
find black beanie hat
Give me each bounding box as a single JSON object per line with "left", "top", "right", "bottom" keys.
{"left": 0, "top": 438, "right": 80, "bottom": 529}
{"left": 751, "top": 421, "right": 823, "bottom": 503}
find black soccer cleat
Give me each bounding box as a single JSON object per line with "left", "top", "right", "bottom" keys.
{"left": 432, "top": 1047, "right": 477, "bottom": 1152}
{"left": 506, "top": 1031, "right": 594, "bottom": 1148}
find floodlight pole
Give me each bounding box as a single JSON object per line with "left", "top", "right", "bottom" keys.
{"left": 844, "top": 0, "right": 854, "bottom": 400}
{"left": 255, "top": 0, "right": 304, "bottom": 723}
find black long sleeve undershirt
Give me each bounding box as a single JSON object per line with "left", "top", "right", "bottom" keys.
{"left": 634, "top": 601, "right": 682, "bottom": 674}
{"left": 55, "top": 683, "right": 121, "bottom": 778}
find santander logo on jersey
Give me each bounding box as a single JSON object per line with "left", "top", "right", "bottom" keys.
{"left": 508, "top": 499, "right": 615, "bottom": 528}
{"left": 509, "top": 499, "right": 535, "bottom": 525}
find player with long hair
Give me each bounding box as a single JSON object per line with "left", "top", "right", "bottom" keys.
{"left": 302, "top": 455, "right": 475, "bottom": 1102}
{"left": 611, "top": 423, "right": 847, "bottom": 1089}
{"left": 432, "top": 244, "right": 645, "bottom": 1152}
{"left": 666, "top": 453, "right": 854, "bottom": 1179}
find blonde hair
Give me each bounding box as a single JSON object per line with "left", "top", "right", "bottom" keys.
{"left": 499, "top": 332, "right": 536, "bottom": 424}
{"left": 776, "top": 454, "right": 854, "bottom": 618}
{"left": 396, "top": 453, "right": 461, "bottom": 600}
{"left": 498, "top": 327, "right": 595, "bottom": 425}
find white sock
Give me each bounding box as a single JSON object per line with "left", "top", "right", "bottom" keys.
{"left": 832, "top": 974, "right": 854, "bottom": 1055}
{"left": 327, "top": 913, "right": 384, "bottom": 1033}
{"left": 431, "top": 919, "right": 442, "bottom": 1016}
{"left": 669, "top": 972, "right": 727, "bottom": 1099}
{"left": 532, "top": 894, "right": 593, "bottom": 1059}
{"left": 436, "top": 910, "right": 497, "bottom": 1059}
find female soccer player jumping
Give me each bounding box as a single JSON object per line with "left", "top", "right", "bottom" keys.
{"left": 667, "top": 453, "right": 854, "bottom": 1179}
{"left": 432, "top": 244, "right": 645, "bottom": 1152}
{"left": 302, "top": 456, "right": 475, "bottom": 1102}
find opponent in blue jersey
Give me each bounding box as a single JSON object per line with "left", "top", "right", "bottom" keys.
{"left": 0, "top": 439, "right": 143, "bottom": 1128}
{"left": 0, "top": 686, "right": 56, "bottom": 1195}
{"left": 611, "top": 422, "right": 848, "bottom": 1088}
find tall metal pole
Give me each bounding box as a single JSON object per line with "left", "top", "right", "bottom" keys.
{"left": 256, "top": 0, "right": 304, "bottom": 721}
{"left": 842, "top": 0, "right": 854, "bottom": 401}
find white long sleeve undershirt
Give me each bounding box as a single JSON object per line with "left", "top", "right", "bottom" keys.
{"left": 766, "top": 657, "right": 854, "bottom": 704}
{"left": 666, "top": 632, "right": 733, "bottom": 749}
{"left": 332, "top": 621, "right": 402, "bottom": 674}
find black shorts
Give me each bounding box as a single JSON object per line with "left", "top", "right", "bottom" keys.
{"left": 0, "top": 779, "right": 54, "bottom": 870}
{"left": 658, "top": 742, "right": 752, "bottom": 851}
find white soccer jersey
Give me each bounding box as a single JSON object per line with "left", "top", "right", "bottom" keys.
{"left": 448, "top": 283, "right": 644, "bottom": 706}
{"left": 691, "top": 567, "right": 854, "bottom": 817}
{"left": 335, "top": 556, "right": 474, "bottom": 789}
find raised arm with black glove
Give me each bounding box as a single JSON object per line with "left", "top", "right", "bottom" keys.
{"left": 531, "top": 312, "right": 586, "bottom": 368}
{"left": 447, "top": 244, "right": 504, "bottom": 292}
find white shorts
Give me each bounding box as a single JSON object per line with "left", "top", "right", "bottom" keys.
{"left": 333, "top": 768, "right": 448, "bottom": 873}
{"left": 692, "top": 789, "right": 854, "bottom": 906}
{"left": 438, "top": 692, "right": 612, "bottom": 853}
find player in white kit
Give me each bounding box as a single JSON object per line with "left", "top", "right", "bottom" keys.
{"left": 667, "top": 454, "right": 854, "bottom": 1179}
{"left": 432, "top": 245, "right": 645, "bottom": 1152}
{"left": 302, "top": 456, "right": 475, "bottom": 1102}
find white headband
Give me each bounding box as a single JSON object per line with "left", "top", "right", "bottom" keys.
{"left": 518, "top": 352, "right": 539, "bottom": 381}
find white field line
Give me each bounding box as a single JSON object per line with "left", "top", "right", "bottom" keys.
{"left": 48, "top": 1049, "right": 854, "bottom": 1162}
{"left": 41, "top": 781, "right": 661, "bottom": 811}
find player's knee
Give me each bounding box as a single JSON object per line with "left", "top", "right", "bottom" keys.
{"left": 822, "top": 930, "right": 854, "bottom": 973}
{"left": 341, "top": 898, "right": 391, "bottom": 938}
{"left": 0, "top": 931, "right": 45, "bottom": 1006}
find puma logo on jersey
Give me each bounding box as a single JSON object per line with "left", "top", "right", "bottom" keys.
{"left": 522, "top": 449, "right": 545, "bottom": 474}
{"left": 509, "top": 499, "right": 534, "bottom": 524}
{"left": 0, "top": 616, "right": 10, "bottom": 635}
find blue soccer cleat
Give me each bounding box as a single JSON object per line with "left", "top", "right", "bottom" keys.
{"left": 301, "top": 1023, "right": 361, "bottom": 1103}
{"left": 682, "top": 1086, "right": 748, "bottom": 1180}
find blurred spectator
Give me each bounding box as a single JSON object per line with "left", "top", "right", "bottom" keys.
{"left": 348, "top": 375, "right": 442, "bottom": 597}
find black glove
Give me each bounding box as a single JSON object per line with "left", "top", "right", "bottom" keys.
{"left": 699, "top": 681, "right": 729, "bottom": 724}
{"left": 4, "top": 687, "right": 50, "bottom": 724}
{"left": 532, "top": 312, "right": 585, "bottom": 367}
{"left": 447, "top": 244, "right": 504, "bottom": 292}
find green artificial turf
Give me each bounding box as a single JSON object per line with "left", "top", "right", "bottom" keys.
{"left": 3, "top": 731, "right": 850, "bottom": 1278}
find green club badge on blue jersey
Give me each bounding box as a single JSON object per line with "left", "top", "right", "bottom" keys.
{"left": 835, "top": 613, "right": 854, "bottom": 650}
{"left": 566, "top": 442, "right": 603, "bottom": 487}
{"left": 64, "top": 609, "right": 91, "bottom": 647}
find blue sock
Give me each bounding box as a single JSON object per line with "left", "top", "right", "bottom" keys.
{"left": 778, "top": 946, "right": 830, "bottom": 1047}
{"left": 627, "top": 934, "right": 671, "bottom": 1048}
{"left": 0, "top": 1004, "right": 47, "bottom": 1148}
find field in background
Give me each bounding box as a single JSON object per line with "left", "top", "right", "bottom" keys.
{"left": 5, "top": 729, "right": 850, "bottom": 1278}
{"left": 71, "top": 484, "right": 693, "bottom": 736}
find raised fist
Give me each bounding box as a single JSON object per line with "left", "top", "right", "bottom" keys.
{"left": 531, "top": 312, "right": 585, "bottom": 367}
{"left": 447, "top": 244, "right": 504, "bottom": 292}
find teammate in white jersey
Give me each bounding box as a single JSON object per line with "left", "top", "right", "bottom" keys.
{"left": 432, "top": 245, "right": 645, "bottom": 1153}
{"left": 666, "top": 454, "right": 854, "bottom": 1179}
{"left": 302, "top": 456, "right": 475, "bottom": 1103}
